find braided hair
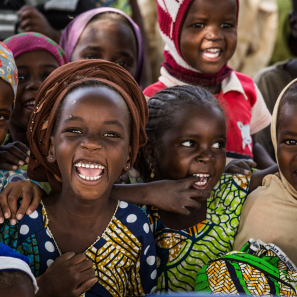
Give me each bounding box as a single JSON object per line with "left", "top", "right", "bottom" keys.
{"left": 138, "top": 85, "right": 225, "bottom": 182}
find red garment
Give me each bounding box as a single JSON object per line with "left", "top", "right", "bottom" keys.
{"left": 144, "top": 71, "right": 269, "bottom": 160}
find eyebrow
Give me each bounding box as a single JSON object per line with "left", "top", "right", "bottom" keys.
{"left": 82, "top": 46, "right": 133, "bottom": 58}
{"left": 279, "top": 130, "right": 297, "bottom": 137}
{"left": 182, "top": 134, "right": 226, "bottom": 139}
{"left": 0, "top": 108, "right": 11, "bottom": 113}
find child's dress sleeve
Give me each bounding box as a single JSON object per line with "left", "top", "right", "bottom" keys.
{"left": 250, "top": 84, "right": 272, "bottom": 135}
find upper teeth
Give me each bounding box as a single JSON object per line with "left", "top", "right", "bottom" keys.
{"left": 193, "top": 174, "right": 210, "bottom": 177}
{"left": 74, "top": 162, "right": 105, "bottom": 169}
{"left": 203, "top": 48, "right": 220, "bottom": 58}
{"left": 25, "top": 100, "right": 35, "bottom": 106}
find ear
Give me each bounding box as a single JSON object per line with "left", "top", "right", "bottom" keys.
{"left": 47, "top": 136, "right": 57, "bottom": 164}
{"left": 289, "top": 12, "right": 297, "bottom": 39}
{"left": 143, "top": 138, "right": 158, "bottom": 168}
{"left": 123, "top": 146, "right": 132, "bottom": 173}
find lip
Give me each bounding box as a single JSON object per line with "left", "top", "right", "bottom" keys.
{"left": 73, "top": 158, "right": 107, "bottom": 186}
{"left": 191, "top": 172, "right": 213, "bottom": 190}
{"left": 23, "top": 98, "right": 35, "bottom": 111}
{"left": 201, "top": 48, "right": 223, "bottom": 62}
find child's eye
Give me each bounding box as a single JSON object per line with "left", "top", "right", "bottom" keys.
{"left": 212, "top": 142, "right": 224, "bottom": 149}
{"left": 42, "top": 73, "right": 52, "bottom": 80}
{"left": 221, "top": 23, "right": 233, "bottom": 29}
{"left": 285, "top": 139, "right": 297, "bottom": 145}
{"left": 85, "top": 55, "right": 97, "bottom": 60}
{"left": 181, "top": 140, "right": 195, "bottom": 147}
{"left": 117, "top": 61, "right": 128, "bottom": 68}
{"left": 0, "top": 115, "right": 7, "bottom": 121}
{"left": 18, "top": 74, "right": 27, "bottom": 81}
{"left": 67, "top": 128, "right": 82, "bottom": 134}
{"left": 104, "top": 133, "right": 119, "bottom": 138}
{"left": 192, "top": 23, "right": 205, "bottom": 28}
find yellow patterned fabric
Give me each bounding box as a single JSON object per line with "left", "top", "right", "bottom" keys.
{"left": 0, "top": 200, "right": 157, "bottom": 296}
{"left": 196, "top": 239, "right": 297, "bottom": 296}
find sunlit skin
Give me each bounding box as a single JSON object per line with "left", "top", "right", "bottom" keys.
{"left": 0, "top": 79, "right": 13, "bottom": 145}
{"left": 43, "top": 85, "right": 131, "bottom": 254}
{"left": 71, "top": 19, "right": 138, "bottom": 78}
{"left": 11, "top": 51, "right": 60, "bottom": 146}
{"left": 147, "top": 104, "right": 226, "bottom": 230}
{"left": 277, "top": 102, "right": 297, "bottom": 191}
{"left": 180, "top": 0, "right": 237, "bottom": 74}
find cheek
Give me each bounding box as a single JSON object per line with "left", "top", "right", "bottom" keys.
{"left": 0, "top": 126, "right": 9, "bottom": 144}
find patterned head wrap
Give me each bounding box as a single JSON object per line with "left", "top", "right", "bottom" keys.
{"left": 157, "top": 0, "right": 239, "bottom": 86}
{"left": 4, "top": 32, "right": 68, "bottom": 67}
{"left": 59, "top": 7, "right": 143, "bottom": 87}
{"left": 27, "top": 60, "right": 148, "bottom": 193}
{"left": 0, "top": 41, "right": 18, "bottom": 109}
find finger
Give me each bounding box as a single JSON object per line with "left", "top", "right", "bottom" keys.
{"left": 183, "top": 175, "right": 200, "bottom": 187}
{"left": 15, "top": 188, "right": 32, "bottom": 220}
{"left": 187, "top": 189, "right": 211, "bottom": 200}
{"left": 25, "top": 185, "right": 43, "bottom": 216}
{"left": 0, "top": 151, "right": 25, "bottom": 166}
{"left": 228, "top": 165, "right": 251, "bottom": 176}
{"left": 0, "top": 162, "right": 18, "bottom": 171}
{"left": 182, "top": 198, "right": 202, "bottom": 209}
{"left": 7, "top": 185, "right": 23, "bottom": 225}
{"left": 9, "top": 143, "right": 30, "bottom": 163}
{"left": 70, "top": 253, "right": 88, "bottom": 265}
{"left": 0, "top": 183, "right": 13, "bottom": 220}
{"left": 74, "top": 277, "right": 98, "bottom": 296}
{"left": 55, "top": 252, "right": 76, "bottom": 263}
{"left": 19, "top": 19, "right": 34, "bottom": 30}
{"left": 74, "top": 259, "right": 93, "bottom": 272}
{"left": 0, "top": 204, "right": 5, "bottom": 224}
{"left": 18, "top": 8, "right": 36, "bottom": 20}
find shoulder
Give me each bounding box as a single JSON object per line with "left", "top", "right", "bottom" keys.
{"left": 0, "top": 169, "right": 29, "bottom": 190}
{"left": 210, "top": 174, "right": 251, "bottom": 209}
{"left": 143, "top": 81, "right": 167, "bottom": 99}
{"left": 254, "top": 61, "right": 289, "bottom": 84}
{"left": 115, "top": 201, "right": 153, "bottom": 241}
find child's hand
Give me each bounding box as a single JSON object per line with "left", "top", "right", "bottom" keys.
{"left": 18, "top": 6, "right": 61, "bottom": 43}
{"left": 149, "top": 176, "right": 211, "bottom": 215}
{"left": 36, "top": 253, "right": 97, "bottom": 297}
{"left": 0, "top": 142, "right": 30, "bottom": 171}
{"left": 0, "top": 180, "right": 43, "bottom": 225}
{"left": 224, "top": 159, "right": 257, "bottom": 176}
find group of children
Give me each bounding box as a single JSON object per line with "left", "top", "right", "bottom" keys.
{"left": 0, "top": 0, "right": 297, "bottom": 296}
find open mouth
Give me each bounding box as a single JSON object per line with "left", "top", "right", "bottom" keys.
{"left": 202, "top": 48, "right": 222, "bottom": 59}
{"left": 192, "top": 173, "right": 211, "bottom": 189}
{"left": 24, "top": 100, "right": 35, "bottom": 111}
{"left": 74, "top": 161, "right": 105, "bottom": 181}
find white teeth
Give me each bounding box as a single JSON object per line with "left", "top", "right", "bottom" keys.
{"left": 193, "top": 174, "right": 210, "bottom": 178}
{"left": 203, "top": 52, "right": 220, "bottom": 58}
{"left": 24, "top": 100, "right": 35, "bottom": 106}
{"left": 74, "top": 162, "right": 105, "bottom": 169}
{"left": 78, "top": 173, "right": 102, "bottom": 181}
{"left": 207, "top": 48, "right": 220, "bottom": 53}
{"left": 195, "top": 181, "right": 207, "bottom": 186}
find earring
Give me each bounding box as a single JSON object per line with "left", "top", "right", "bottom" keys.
{"left": 150, "top": 164, "right": 155, "bottom": 179}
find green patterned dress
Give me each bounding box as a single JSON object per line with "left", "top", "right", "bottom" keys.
{"left": 142, "top": 174, "right": 251, "bottom": 293}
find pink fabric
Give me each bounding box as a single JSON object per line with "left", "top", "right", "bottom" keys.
{"left": 4, "top": 32, "right": 68, "bottom": 66}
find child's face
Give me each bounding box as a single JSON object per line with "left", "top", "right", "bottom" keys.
{"left": 180, "top": 0, "right": 237, "bottom": 74}
{"left": 13, "top": 50, "right": 60, "bottom": 130}
{"left": 0, "top": 79, "right": 13, "bottom": 144}
{"left": 152, "top": 105, "right": 226, "bottom": 192}
{"left": 71, "top": 19, "right": 138, "bottom": 78}
{"left": 49, "top": 85, "right": 131, "bottom": 199}
{"left": 277, "top": 102, "right": 297, "bottom": 190}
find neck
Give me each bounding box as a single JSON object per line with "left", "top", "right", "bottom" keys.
{"left": 9, "top": 123, "right": 28, "bottom": 146}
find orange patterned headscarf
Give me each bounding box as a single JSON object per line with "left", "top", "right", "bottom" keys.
{"left": 27, "top": 60, "right": 148, "bottom": 193}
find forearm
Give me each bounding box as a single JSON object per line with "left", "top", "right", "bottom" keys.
{"left": 111, "top": 183, "right": 153, "bottom": 205}
{"left": 249, "top": 164, "right": 278, "bottom": 193}
{"left": 252, "top": 139, "right": 276, "bottom": 169}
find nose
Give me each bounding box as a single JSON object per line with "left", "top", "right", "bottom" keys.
{"left": 81, "top": 135, "right": 102, "bottom": 151}
{"left": 195, "top": 147, "right": 214, "bottom": 164}
{"left": 205, "top": 25, "right": 224, "bottom": 41}
{"left": 25, "top": 77, "right": 42, "bottom": 91}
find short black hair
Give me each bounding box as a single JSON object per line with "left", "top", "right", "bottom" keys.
{"left": 276, "top": 81, "right": 297, "bottom": 133}
{"left": 138, "top": 85, "right": 225, "bottom": 182}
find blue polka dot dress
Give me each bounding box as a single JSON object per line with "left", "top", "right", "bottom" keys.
{"left": 0, "top": 200, "right": 157, "bottom": 296}
{"left": 0, "top": 169, "right": 31, "bottom": 189}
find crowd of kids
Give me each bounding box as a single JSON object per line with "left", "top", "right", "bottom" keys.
{"left": 0, "top": 0, "right": 297, "bottom": 296}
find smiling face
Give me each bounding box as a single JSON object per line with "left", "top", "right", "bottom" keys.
{"left": 151, "top": 104, "right": 226, "bottom": 192}
{"left": 71, "top": 18, "right": 137, "bottom": 78}
{"left": 0, "top": 79, "right": 13, "bottom": 144}
{"left": 12, "top": 51, "right": 60, "bottom": 131}
{"left": 180, "top": 0, "right": 237, "bottom": 73}
{"left": 48, "top": 84, "right": 131, "bottom": 200}
{"left": 277, "top": 102, "right": 297, "bottom": 190}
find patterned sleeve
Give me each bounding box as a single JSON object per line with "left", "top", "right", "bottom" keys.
{"left": 0, "top": 169, "right": 32, "bottom": 191}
